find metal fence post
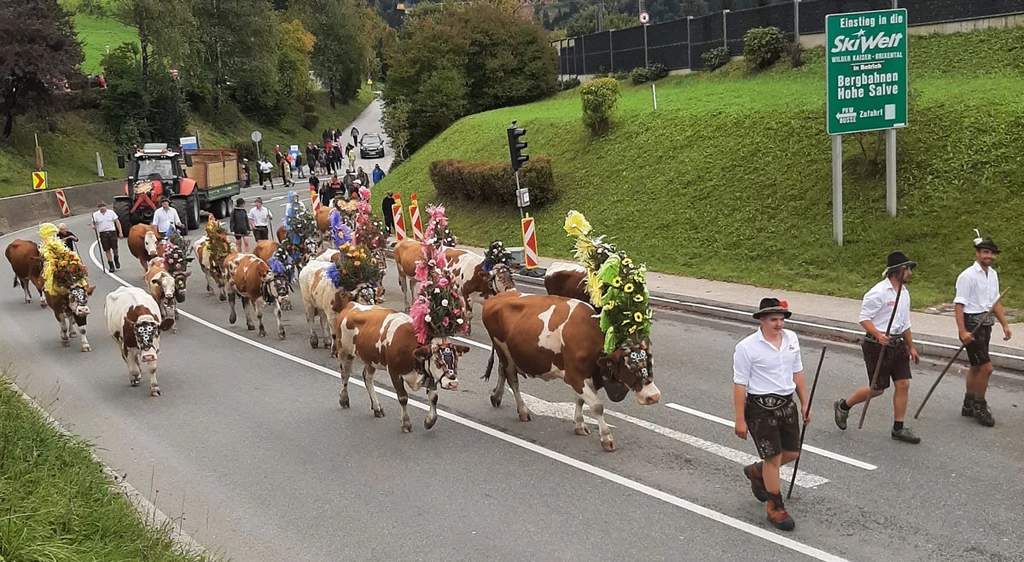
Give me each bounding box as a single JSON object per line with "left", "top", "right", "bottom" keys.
{"left": 582, "top": 35, "right": 587, "bottom": 76}
{"left": 609, "top": 29, "right": 614, "bottom": 73}
{"left": 687, "top": 16, "right": 693, "bottom": 69}
{"left": 723, "top": 10, "right": 729, "bottom": 49}
{"left": 572, "top": 38, "right": 578, "bottom": 76}
{"left": 794, "top": 0, "right": 800, "bottom": 45}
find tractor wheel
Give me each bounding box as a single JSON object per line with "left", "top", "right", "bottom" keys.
{"left": 112, "top": 198, "right": 132, "bottom": 234}
{"left": 186, "top": 193, "right": 200, "bottom": 230}
{"left": 170, "top": 197, "right": 190, "bottom": 234}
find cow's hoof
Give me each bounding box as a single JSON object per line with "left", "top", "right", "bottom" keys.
{"left": 373, "top": 408, "right": 386, "bottom": 418}
{"left": 601, "top": 440, "right": 617, "bottom": 453}
{"left": 278, "top": 331, "right": 285, "bottom": 340}
{"left": 151, "top": 388, "right": 161, "bottom": 397}
{"left": 81, "top": 345, "right": 91, "bottom": 353}
{"left": 519, "top": 411, "right": 532, "bottom": 422}
{"left": 69, "top": 330, "right": 78, "bottom": 338}
{"left": 258, "top": 328, "right": 266, "bottom": 337}
{"left": 339, "top": 394, "right": 350, "bottom": 408}
{"left": 40, "top": 301, "right": 47, "bottom": 308}
{"left": 229, "top": 313, "right": 237, "bottom": 325}
{"left": 490, "top": 394, "right": 502, "bottom": 408}
{"left": 575, "top": 426, "right": 591, "bottom": 436}
{"left": 219, "top": 295, "right": 227, "bottom": 302}
{"left": 401, "top": 423, "right": 412, "bottom": 433}
{"left": 61, "top": 339, "right": 70, "bottom": 348}
{"left": 130, "top": 379, "right": 140, "bottom": 387}
{"left": 309, "top": 336, "right": 319, "bottom": 349}
{"left": 424, "top": 416, "right": 437, "bottom": 430}
{"left": 245, "top": 323, "right": 253, "bottom": 331}
{"left": 172, "top": 328, "right": 179, "bottom": 334}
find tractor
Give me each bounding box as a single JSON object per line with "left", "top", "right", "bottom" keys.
{"left": 115, "top": 143, "right": 201, "bottom": 234}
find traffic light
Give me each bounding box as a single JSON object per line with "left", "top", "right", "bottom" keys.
{"left": 507, "top": 122, "right": 529, "bottom": 172}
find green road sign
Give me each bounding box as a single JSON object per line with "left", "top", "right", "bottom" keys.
{"left": 826, "top": 9, "right": 908, "bottom": 135}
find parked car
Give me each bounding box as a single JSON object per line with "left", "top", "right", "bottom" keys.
{"left": 359, "top": 133, "right": 385, "bottom": 159}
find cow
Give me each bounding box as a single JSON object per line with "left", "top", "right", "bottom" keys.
{"left": 253, "top": 240, "right": 295, "bottom": 311}
{"left": 127, "top": 224, "right": 164, "bottom": 273}
{"left": 315, "top": 205, "right": 357, "bottom": 249}
{"left": 193, "top": 234, "right": 237, "bottom": 301}
{"left": 392, "top": 239, "right": 426, "bottom": 308}
{"left": 332, "top": 302, "right": 470, "bottom": 433}
{"left": 105, "top": 286, "right": 175, "bottom": 396}
{"left": 45, "top": 283, "right": 96, "bottom": 352}
{"left": 481, "top": 292, "right": 661, "bottom": 452}
{"left": 444, "top": 248, "right": 516, "bottom": 334}
{"left": 299, "top": 259, "right": 383, "bottom": 352}
{"left": 223, "top": 253, "right": 286, "bottom": 339}
{"left": 145, "top": 257, "right": 187, "bottom": 332}
{"left": 6, "top": 239, "right": 46, "bottom": 306}
{"left": 544, "top": 262, "right": 590, "bottom": 303}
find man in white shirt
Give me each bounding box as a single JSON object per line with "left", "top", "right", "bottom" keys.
{"left": 733, "top": 298, "right": 809, "bottom": 532}
{"left": 954, "top": 236, "right": 1011, "bottom": 427}
{"left": 151, "top": 198, "right": 183, "bottom": 235}
{"left": 833, "top": 251, "right": 921, "bottom": 444}
{"left": 248, "top": 197, "right": 273, "bottom": 241}
{"left": 91, "top": 201, "right": 123, "bottom": 271}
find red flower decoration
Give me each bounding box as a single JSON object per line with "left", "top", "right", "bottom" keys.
{"left": 780, "top": 301, "right": 789, "bottom": 309}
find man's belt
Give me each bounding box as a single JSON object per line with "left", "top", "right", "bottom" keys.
{"left": 98, "top": 230, "right": 117, "bottom": 236}
{"left": 964, "top": 311, "right": 995, "bottom": 328}
{"left": 865, "top": 332, "right": 905, "bottom": 347}
{"left": 746, "top": 393, "right": 793, "bottom": 411}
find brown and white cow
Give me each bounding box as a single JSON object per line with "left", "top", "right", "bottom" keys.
{"left": 482, "top": 291, "right": 660, "bottom": 452}
{"left": 145, "top": 257, "right": 189, "bottom": 332}
{"left": 105, "top": 286, "right": 175, "bottom": 396}
{"left": 224, "top": 253, "right": 286, "bottom": 339}
{"left": 332, "top": 303, "right": 469, "bottom": 432}
{"left": 6, "top": 239, "right": 46, "bottom": 306}
{"left": 543, "top": 262, "right": 590, "bottom": 303}
{"left": 444, "top": 248, "right": 516, "bottom": 334}
{"left": 45, "top": 283, "right": 96, "bottom": 352}
{"left": 299, "top": 259, "right": 383, "bottom": 352}
{"left": 127, "top": 224, "right": 164, "bottom": 273}
{"left": 193, "top": 233, "right": 237, "bottom": 301}
{"left": 253, "top": 240, "right": 295, "bottom": 310}
{"left": 392, "top": 239, "right": 425, "bottom": 308}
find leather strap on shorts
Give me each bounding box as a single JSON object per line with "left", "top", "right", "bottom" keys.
{"left": 746, "top": 393, "right": 793, "bottom": 411}
{"left": 865, "top": 332, "right": 905, "bottom": 347}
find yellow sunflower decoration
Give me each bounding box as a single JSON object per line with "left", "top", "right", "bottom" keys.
{"left": 39, "top": 223, "right": 88, "bottom": 295}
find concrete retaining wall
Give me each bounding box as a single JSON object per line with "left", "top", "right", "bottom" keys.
{"left": 0, "top": 180, "right": 123, "bottom": 236}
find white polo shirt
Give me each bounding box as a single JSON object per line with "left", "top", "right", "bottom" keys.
{"left": 151, "top": 207, "right": 181, "bottom": 233}
{"left": 92, "top": 209, "right": 119, "bottom": 232}
{"left": 859, "top": 278, "right": 911, "bottom": 335}
{"left": 248, "top": 206, "right": 272, "bottom": 227}
{"left": 954, "top": 262, "right": 1000, "bottom": 314}
{"left": 733, "top": 328, "right": 803, "bottom": 396}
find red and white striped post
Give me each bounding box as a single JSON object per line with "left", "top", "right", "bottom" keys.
{"left": 409, "top": 193, "right": 424, "bottom": 242}
{"left": 392, "top": 193, "right": 407, "bottom": 242}
{"left": 55, "top": 189, "right": 71, "bottom": 217}
{"left": 309, "top": 184, "right": 321, "bottom": 212}
{"left": 521, "top": 213, "right": 539, "bottom": 269}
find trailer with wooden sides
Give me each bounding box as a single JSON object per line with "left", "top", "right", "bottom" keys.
{"left": 183, "top": 148, "right": 242, "bottom": 220}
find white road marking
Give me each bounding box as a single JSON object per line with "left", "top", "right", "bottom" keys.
{"left": 89, "top": 242, "right": 849, "bottom": 562}
{"left": 452, "top": 337, "right": 827, "bottom": 488}
{"left": 511, "top": 391, "right": 615, "bottom": 428}
{"left": 665, "top": 403, "right": 878, "bottom": 471}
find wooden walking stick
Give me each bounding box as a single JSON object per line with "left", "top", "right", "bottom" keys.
{"left": 914, "top": 289, "right": 1008, "bottom": 419}
{"left": 787, "top": 345, "right": 827, "bottom": 499}
{"left": 858, "top": 279, "right": 904, "bottom": 430}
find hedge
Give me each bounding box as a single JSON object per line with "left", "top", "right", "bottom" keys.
{"left": 428, "top": 157, "right": 557, "bottom": 208}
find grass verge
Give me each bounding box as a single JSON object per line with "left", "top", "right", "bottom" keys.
{"left": 0, "top": 375, "right": 217, "bottom": 561}
{"left": 377, "top": 26, "right": 1024, "bottom": 309}
{"left": 71, "top": 13, "right": 139, "bottom": 75}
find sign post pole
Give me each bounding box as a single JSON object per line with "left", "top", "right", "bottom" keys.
{"left": 886, "top": 128, "right": 897, "bottom": 216}
{"left": 832, "top": 135, "right": 843, "bottom": 246}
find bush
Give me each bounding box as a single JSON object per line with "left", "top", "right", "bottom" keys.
{"left": 301, "top": 112, "right": 319, "bottom": 131}
{"left": 559, "top": 77, "right": 581, "bottom": 90}
{"left": 786, "top": 42, "right": 805, "bottom": 68}
{"left": 77, "top": 0, "right": 112, "bottom": 18}
{"left": 743, "top": 27, "right": 786, "bottom": 69}
{"left": 630, "top": 63, "right": 668, "bottom": 85}
{"left": 579, "top": 77, "right": 619, "bottom": 136}
{"left": 302, "top": 101, "right": 316, "bottom": 113}
{"left": 232, "top": 140, "right": 256, "bottom": 162}
{"left": 701, "top": 47, "right": 731, "bottom": 72}
{"left": 428, "top": 157, "right": 557, "bottom": 208}
{"left": 612, "top": 70, "right": 630, "bottom": 81}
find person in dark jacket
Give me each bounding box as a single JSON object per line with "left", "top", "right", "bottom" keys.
{"left": 231, "top": 198, "right": 251, "bottom": 252}
{"left": 356, "top": 166, "right": 370, "bottom": 189}
{"left": 381, "top": 191, "right": 395, "bottom": 234}
{"left": 58, "top": 223, "right": 79, "bottom": 253}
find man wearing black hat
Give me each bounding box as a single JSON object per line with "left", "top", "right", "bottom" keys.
{"left": 734, "top": 298, "right": 809, "bottom": 531}
{"left": 833, "top": 251, "right": 921, "bottom": 444}
{"left": 954, "top": 236, "right": 1011, "bottom": 427}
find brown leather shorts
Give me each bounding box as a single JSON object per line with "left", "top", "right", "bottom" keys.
{"left": 862, "top": 339, "right": 911, "bottom": 390}
{"left": 745, "top": 394, "right": 800, "bottom": 459}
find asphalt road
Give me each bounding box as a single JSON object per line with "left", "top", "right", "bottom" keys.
{"left": 3, "top": 104, "right": 1023, "bottom": 562}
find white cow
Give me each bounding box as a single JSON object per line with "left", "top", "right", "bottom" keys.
{"left": 299, "top": 259, "right": 382, "bottom": 352}
{"left": 193, "top": 234, "right": 237, "bottom": 301}
{"left": 105, "top": 286, "right": 174, "bottom": 396}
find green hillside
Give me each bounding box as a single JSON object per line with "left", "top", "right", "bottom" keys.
{"left": 379, "top": 27, "right": 1024, "bottom": 308}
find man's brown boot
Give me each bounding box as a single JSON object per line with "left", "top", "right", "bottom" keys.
{"left": 743, "top": 462, "right": 768, "bottom": 502}
{"left": 766, "top": 492, "right": 795, "bottom": 531}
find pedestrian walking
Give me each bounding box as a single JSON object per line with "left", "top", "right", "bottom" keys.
{"left": 347, "top": 146, "right": 356, "bottom": 171}
{"left": 295, "top": 152, "right": 305, "bottom": 179}
{"left": 833, "top": 251, "right": 921, "bottom": 443}
{"left": 58, "top": 223, "right": 79, "bottom": 253}
{"left": 372, "top": 164, "right": 385, "bottom": 185}
{"left": 92, "top": 201, "right": 123, "bottom": 271}
{"left": 248, "top": 197, "right": 273, "bottom": 241}
{"left": 351, "top": 126, "right": 360, "bottom": 148}
{"left": 356, "top": 166, "right": 369, "bottom": 189}
{"left": 381, "top": 191, "right": 395, "bottom": 234}
{"left": 260, "top": 159, "right": 274, "bottom": 189}
{"left": 734, "top": 298, "right": 809, "bottom": 531}
{"left": 231, "top": 198, "right": 251, "bottom": 252}
{"left": 152, "top": 197, "right": 184, "bottom": 235}
{"left": 241, "top": 158, "right": 251, "bottom": 188}
{"left": 955, "top": 234, "right": 1012, "bottom": 427}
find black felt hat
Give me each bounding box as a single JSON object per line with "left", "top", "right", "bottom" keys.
{"left": 884, "top": 251, "right": 916, "bottom": 276}
{"left": 975, "top": 237, "right": 1000, "bottom": 254}
{"left": 753, "top": 297, "right": 791, "bottom": 319}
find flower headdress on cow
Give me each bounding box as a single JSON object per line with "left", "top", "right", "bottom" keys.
{"left": 269, "top": 245, "right": 297, "bottom": 283}
{"left": 329, "top": 210, "right": 355, "bottom": 250}
{"left": 284, "top": 191, "right": 317, "bottom": 260}
{"left": 353, "top": 187, "right": 388, "bottom": 253}
{"left": 563, "top": 210, "right": 652, "bottom": 353}
{"left": 324, "top": 243, "right": 384, "bottom": 293}
{"left": 160, "top": 224, "right": 192, "bottom": 276}
{"left": 204, "top": 219, "right": 232, "bottom": 264}
{"left": 425, "top": 204, "right": 457, "bottom": 249}
{"left": 39, "top": 223, "right": 88, "bottom": 294}
{"left": 482, "top": 240, "right": 515, "bottom": 272}
{"left": 409, "top": 244, "right": 469, "bottom": 344}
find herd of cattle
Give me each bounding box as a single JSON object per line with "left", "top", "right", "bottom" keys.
{"left": 5, "top": 220, "right": 659, "bottom": 451}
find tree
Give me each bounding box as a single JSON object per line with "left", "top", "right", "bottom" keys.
{"left": 114, "top": 0, "right": 195, "bottom": 97}
{"left": 0, "top": 0, "right": 82, "bottom": 138}
{"left": 380, "top": 98, "right": 410, "bottom": 162}
{"left": 101, "top": 43, "right": 189, "bottom": 146}
{"left": 565, "top": 6, "right": 638, "bottom": 37}
{"left": 278, "top": 19, "right": 315, "bottom": 100}
{"left": 296, "top": 0, "right": 369, "bottom": 108}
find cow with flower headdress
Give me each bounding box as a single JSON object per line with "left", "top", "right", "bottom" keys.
{"left": 332, "top": 242, "right": 469, "bottom": 433}
{"left": 315, "top": 198, "right": 359, "bottom": 250}
{"left": 38, "top": 223, "right": 96, "bottom": 351}
{"left": 275, "top": 192, "right": 318, "bottom": 270}
{"left": 352, "top": 186, "right": 389, "bottom": 287}
{"left": 193, "top": 219, "right": 237, "bottom": 301}
{"left": 393, "top": 204, "right": 462, "bottom": 308}
{"left": 253, "top": 240, "right": 296, "bottom": 311}
{"left": 481, "top": 210, "right": 660, "bottom": 452}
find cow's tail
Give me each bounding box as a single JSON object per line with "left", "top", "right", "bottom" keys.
{"left": 12, "top": 274, "right": 18, "bottom": 289}
{"left": 482, "top": 347, "right": 496, "bottom": 381}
